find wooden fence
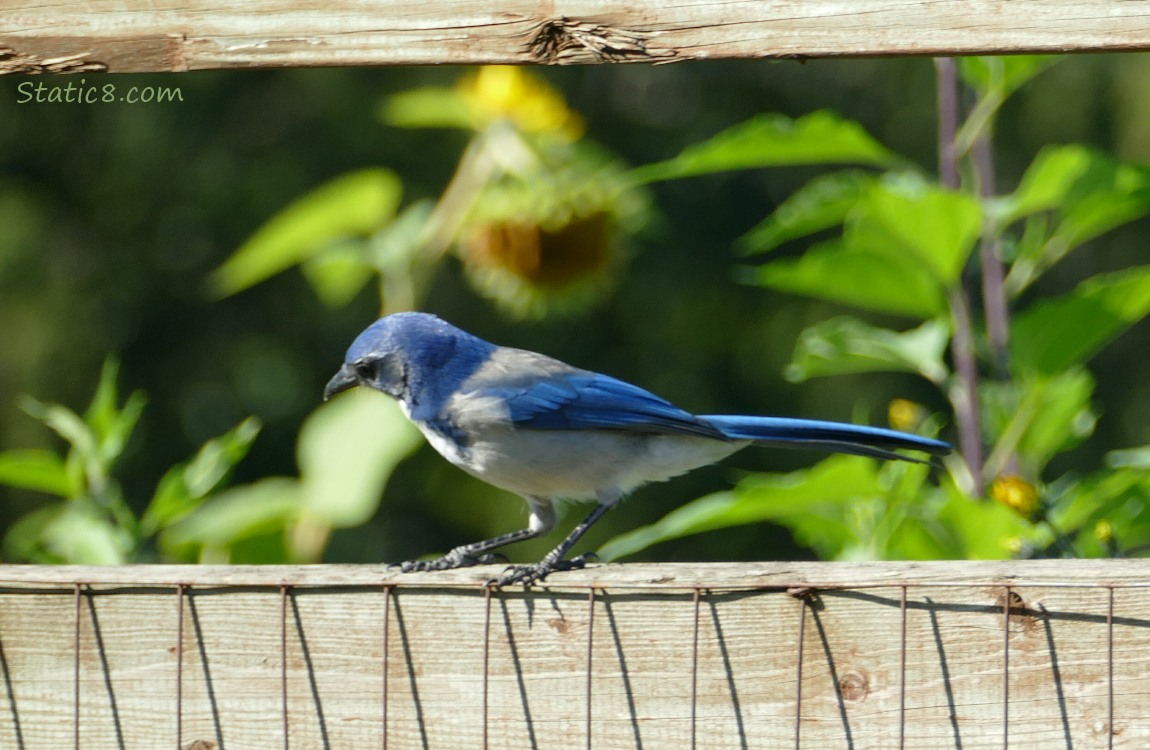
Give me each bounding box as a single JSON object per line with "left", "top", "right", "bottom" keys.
{"left": 3, "top": 3, "right": 1149, "bottom": 748}
{"left": 1, "top": 560, "right": 1148, "bottom": 748}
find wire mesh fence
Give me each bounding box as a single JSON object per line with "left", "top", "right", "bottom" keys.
{"left": 0, "top": 561, "right": 1147, "bottom": 749}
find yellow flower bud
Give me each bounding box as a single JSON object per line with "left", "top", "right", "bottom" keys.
{"left": 991, "top": 475, "right": 1040, "bottom": 518}
{"left": 1094, "top": 519, "right": 1113, "bottom": 543}
{"left": 887, "top": 399, "right": 925, "bottom": 432}
{"left": 1002, "top": 536, "right": 1026, "bottom": 555}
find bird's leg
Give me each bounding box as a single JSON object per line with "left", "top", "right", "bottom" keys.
{"left": 397, "top": 497, "right": 555, "bottom": 573}
{"left": 495, "top": 494, "right": 618, "bottom": 587}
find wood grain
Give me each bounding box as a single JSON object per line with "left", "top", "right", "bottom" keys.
{"left": 3, "top": 0, "right": 1150, "bottom": 73}
{"left": 0, "top": 561, "right": 1147, "bottom": 747}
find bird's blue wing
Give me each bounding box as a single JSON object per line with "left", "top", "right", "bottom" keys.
{"left": 488, "top": 371, "right": 727, "bottom": 439}
{"left": 512, "top": 374, "right": 720, "bottom": 434}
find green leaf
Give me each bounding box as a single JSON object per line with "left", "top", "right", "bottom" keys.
{"left": 2, "top": 505, "right": 63, "bottom": 562}
{"left": 739, "top": 175, "right": 975, "bottom": 318}
{"left": 982, "top": 369, "right": 1096, "bottom": 475}
{"left": 221, "top": 531, "right": 293, "bottom": 564}
{"left": 141, "top": 417, "right": 262, "bottom": 534}
{"left": 162, "top": 477, "right": 301, "bottom": 548}
{"left": 1107, "top": 445, "right": 1150, "bottom": 470}
{"left": 991, "top": 145, "right": 1092, "bottom": 226}
{"left": 48, "top": 505, "right": 132, "bottom": 564}
{"left": 935, "top": 489, "right": 1030, "bottom": 559}
{"left": 300, "top": 239, "right": 375, "bottom": 308}
{"left": 0, "top": 449, "right": 74, "bottom": 496}
{"left": 211, "top": 168, "right": 403, "bottom": 297}
{"left": 84, "top": 357, "right": 122, "bottom": 445}
{"left": 785, "top": 316, "right": 951, "bottom": 384}
{"left": 4, "top": 504, "right": 131, "bottom": 564}
{"left": 1006, "top": 154, "right": 1150, "bottom": 294}
{"left": 144, "top": 469, "right": 193, "bottom": 539}
{"left": 99, "top": 391, "right": 146, "bottom": 467}
{"left": 186, "top": 417, "right": 262, "bottom": 498}
{"left": 19, "top": 396, "right": 95, "bottom": 456}
{"left": 599, "top": 455, "right": 883, "bottom": 561}
{"left": 736, "top": 170, "right": 874, "bottom": 256}
{"left": 379, "top": 87, "right": 475, "bottom": 129}
{"left": 297, "top": 390, "right": 422, "bottom": 528}
{"left": 73, "top": 357, "right": 147, "bottom": 467}
{"left": 958, "top": 56, "right": 1061, "bottom": 100}
{"left": 878, "top": 485, "right": 964, "bottom": 560}
{"left": 1045, "top": 173, "right": 1150, "bottom": 260}
{"left": 20, "top": 376, "right": 143, "bottom": 506}
{"left": 1048, "top": 469, "right": 1150, "bottom": 555}
{"left": 1010, "top": 265, "right": 1150, "bottom": 375}
{"left": 743, "top": 239, "right": 946, "bottom": 319}
{"left": 848, "top": 177, "right": 982, "bottom": 286}
{"left": 597, "top": 490, "right": 741, "bottom": 562}
{"left": 1016, "top": 371, "right": 1096, "bottom": 468}
{"left": 629, "top": 111, "right": 898, "bottom": 184}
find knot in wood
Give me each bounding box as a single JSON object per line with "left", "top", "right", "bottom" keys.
{"left": 838, "top": 670, "right": 870, "bottom": 702}
{"left": 183, "top": 740, "right": 217, "bottom": 750}
{"left": 526, "top": 18, "right": 675, "bottom": 65}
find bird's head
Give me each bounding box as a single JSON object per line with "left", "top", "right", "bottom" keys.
{"left": 323, "top": 312, "right": 492, "bottom": 406}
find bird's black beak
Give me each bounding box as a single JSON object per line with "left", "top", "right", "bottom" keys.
{"left": 323, "top": 365, "right": 359, "bottom": 401}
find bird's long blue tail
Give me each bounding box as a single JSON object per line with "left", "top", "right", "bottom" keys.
{"left": 702, "top": 415, "right": 951, "bottom": 463}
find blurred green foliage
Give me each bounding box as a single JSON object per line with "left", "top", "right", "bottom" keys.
{"left": 162, "top": 390, "right": 420, "bottom": 563}
{"left": 604, "top": 56, "right": 1150, "bottom": 562}
{"left": 0, "top": 359, "right": 259, "bottom": 562}
{"left": 0, "top": 358, "right": 420, "bottom": 563}
{"left": 2, "top": 55, "right": 1149, "bottom": 566}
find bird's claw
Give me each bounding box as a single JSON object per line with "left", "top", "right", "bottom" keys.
{"left": 572, "top": 551, "right": 599, "bottom": 566}
{"left": 488, "top": 553, "right": 595, "bottom": 588}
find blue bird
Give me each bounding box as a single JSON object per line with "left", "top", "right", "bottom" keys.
{"left": 324, "top": 313, "right": 950, "bottom": 586}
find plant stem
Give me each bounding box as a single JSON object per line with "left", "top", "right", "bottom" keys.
{"left": 946, "top": 288, "right": 985, "bottom": 495}
{"left": 380, "top": 131, "right": 500, "bottom": 315}
{"left": 934, "top": 58, "right": 960, "bottom": 190}
{"left": 973, "top": 132, "right": 1011, "bottom": 375}
{"left": 935, "top": 57, "right": 985, "bottom": 496}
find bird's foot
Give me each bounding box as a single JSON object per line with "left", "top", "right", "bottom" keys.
{"left": 392, "top": 548, "right": 506, "bottom": 573}
{"left": 489, "top": 553, "right": 597, "bottom": 588}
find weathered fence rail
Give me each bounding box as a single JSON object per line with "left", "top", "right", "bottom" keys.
{"left": 0, "top": 560, "right": 1147, "bottom": 748}
{"left": 4, "top": 0, "right": 1150, "bottom": 74}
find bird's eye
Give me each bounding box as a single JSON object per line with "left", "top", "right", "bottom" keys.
{"left": 353, "top": 359, "right": 377, "bottom": 380}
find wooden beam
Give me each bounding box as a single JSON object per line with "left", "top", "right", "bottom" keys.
{"left": 0, "top": 558, "right": 1147, "bottom": 587}
{"left": 1, "top": 561, "right": 1148, "bottom": 748}
{"left": 3, "top": 0, "right": 1150, "bottom": 74}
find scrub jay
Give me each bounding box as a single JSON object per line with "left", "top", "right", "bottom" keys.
{"left": 324, "top": 312, "right": 950, "bottom": 586}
